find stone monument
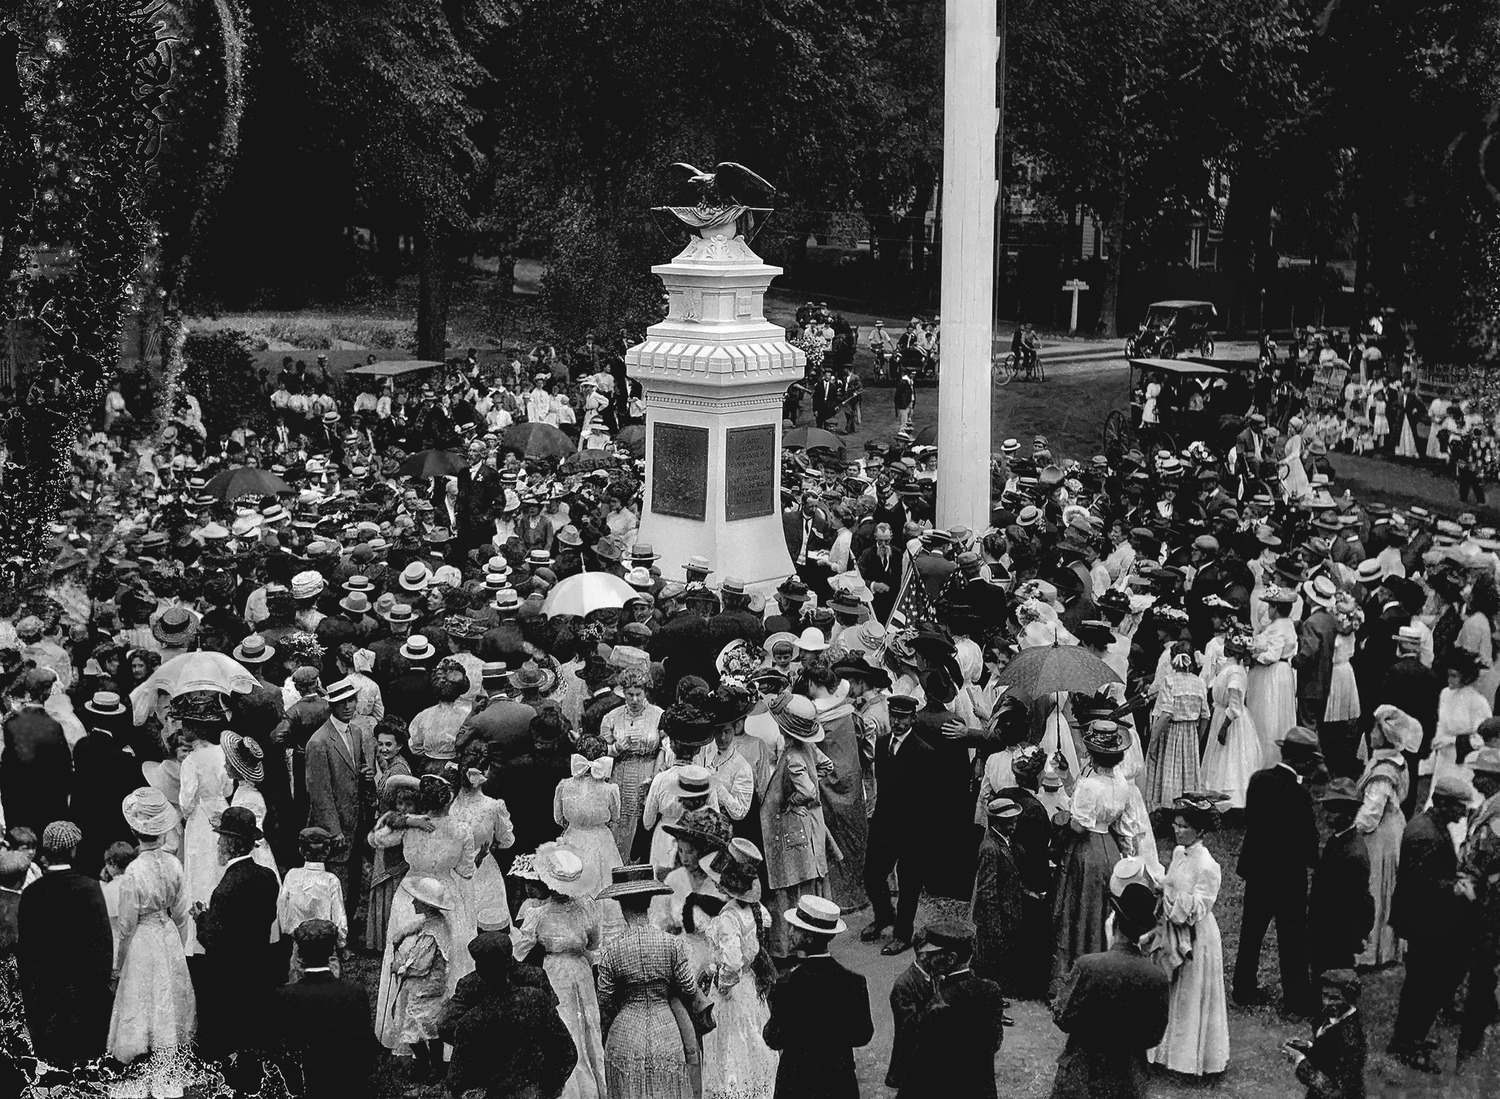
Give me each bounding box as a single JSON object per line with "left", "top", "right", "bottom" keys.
{"left": 626, "top": 163, "right": 802, "bottom": 583}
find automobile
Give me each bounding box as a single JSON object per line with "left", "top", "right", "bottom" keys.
{"left": 1124, "top": 300, "right": 1218, "bottom": 360}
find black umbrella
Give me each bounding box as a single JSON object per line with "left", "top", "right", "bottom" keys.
{"left": 398, "top": 449, "right": 469, "bottom": 479}
{"left": 201, "top": 466, "right": 291, "bottom": 502}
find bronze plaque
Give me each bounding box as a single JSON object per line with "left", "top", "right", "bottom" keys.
{"left": 725, "top": 425, "right": 777, "bottom": 522}
{"left": 651, "top": 423, "right": 709, "bottom": 520}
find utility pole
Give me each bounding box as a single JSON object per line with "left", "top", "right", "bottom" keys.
{"left": 936, "top": 0, "right": 999, "bottom": 533}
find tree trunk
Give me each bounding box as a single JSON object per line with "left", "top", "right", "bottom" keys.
{"left": 1097, "top": 201, "right": 1126, "bottom": 336}
{"left": 416, "top": 223, "right": 452, "bottom": 361}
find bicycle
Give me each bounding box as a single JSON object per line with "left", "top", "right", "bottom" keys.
{"left": 994, "top": 350, "right": 1045, "bottom": 385}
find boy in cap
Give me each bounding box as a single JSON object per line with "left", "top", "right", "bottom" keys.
{"left": 1281, "top": 970, "right": 1365, "bottom": 1099}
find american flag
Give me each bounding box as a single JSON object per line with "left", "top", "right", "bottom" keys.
{"left": 885, "top": 553, "right": 931, "bottom": 629}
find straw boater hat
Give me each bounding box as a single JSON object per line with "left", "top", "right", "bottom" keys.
{"left": 84, "top": 690, "right": 127, "bottom": 719}
{"left": 152, "top": 606, "right": 198, "bottom": 648}
{"left": 400, "top": 634, "right": 437, "bottom": 662}
{"left": 784, "top": 894, "right": 847, "bottom": 936}
{"left": 122, "top": 787, "right": 179, "bottom": 837}
{"left": 222, "top": 731, "right": 265, "bottom": 784}
{"left": 533, "top": 842, "right": 601, "bottom": 898}
{"left": 599, "top": 864, "right": 672, "bottom": 899}
{"left": 701, "top": 838, "right": 764, "bottom": 903}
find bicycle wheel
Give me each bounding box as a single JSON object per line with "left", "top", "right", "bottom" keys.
{"left": 1034, "top": 356, "right": 1046, "bottom": 382}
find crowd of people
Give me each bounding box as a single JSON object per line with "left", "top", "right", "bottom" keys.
{"left": 0, "top": 311, "right": 1499, "bottom": 1099}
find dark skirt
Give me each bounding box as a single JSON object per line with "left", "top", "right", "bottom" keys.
{"left": 1050, "top": 830, "right": 1121, "bottom": 999}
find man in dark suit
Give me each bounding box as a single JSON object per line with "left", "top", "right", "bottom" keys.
{"left": 811, "top": 368, "right": 842, "bottom": 430}
{"left": 1049, "top": 883, "right": 1169, "bottom": 1099}
{"left": 304, "top": 678, "right": 370, "bottom": 908}
{"left": 1233, "top": 726, "right": 1321, "bottom": 1015}
{"left": 1295, "top": 577, "right": 1339, "bottom": 732}
{"left": 970, "top": 798, "right": 1026, "bottom": 997}
{"left": 1307, "top": 778, "right": 1373, "bottom": 975}
{"left": 1367, "top": 626, "right": 1440, "bottom": 818}
{"left": 192, "top": 806, "right": 281, "bottom": 1065}
{"left": 1387, "top": 774, "right": 1475, "bottom": 1071}
{"left": 709, "top": 579, "right": 766, "bottom": 649}
{"left": 0, "top": 668, "right": 71, "bottom": 833}
{"left": 271, "top": 919, "right": 374, "bottom": 1097}
{"left": 17, "top": 820, "right": 112, "bottom": 1067}
{"left": 857, "top": 522, "right": 902, "bottom": 622}
{"left": 70, "top": 692, "right": 145, "bottom": 875}
{"left": 764, "top": 896, "right": 873, "bottom": 1099}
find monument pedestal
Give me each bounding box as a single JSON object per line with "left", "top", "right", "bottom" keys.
{"left": 627, "top": 229, "right": 803, "bottom": 583}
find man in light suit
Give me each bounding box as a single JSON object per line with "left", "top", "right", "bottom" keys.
{"left": 304, "top": 678, "right": 372, "bottom": 908}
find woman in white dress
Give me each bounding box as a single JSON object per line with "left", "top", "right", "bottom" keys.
{"left": 1246, "top": 586, "right": 1299, "bottom": 766}
{"left": 176, "top": 717, "right": 229, "bottom": 955}
{"left": 449, "top": 751, "right": 516, "bottom": 927}
{"left": 1458, "top": 574, "right": 1500, "bottom": 708}
{"left": 1201, "top": 629, "right": 1262, "bottom": 809}
{"left": 1320, "top": 596, "right": 1368, "bottom": 773}
{"left": 1280, "top": 426, "right": 1311, "bottom": 500}
{"left": 108, "top": 789, "right": 195, "bottom": 1095}
{"left": 1149, "top": 795, "right": 1230, "bottom": 1076}
{"left": 1356, "top": 706, "right": 1417, "bottom": 967}
{"left": 697, "top": 839, "right": 778, "bottom": 1099}
{"left": 1428, "top": 649, "right": 1490, "bottom": 810}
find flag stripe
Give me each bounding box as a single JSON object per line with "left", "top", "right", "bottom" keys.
{"left": 885, "top": 551, "right": 930, "bottom": 629}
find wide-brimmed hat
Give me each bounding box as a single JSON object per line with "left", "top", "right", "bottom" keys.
{"left": 152, "top": 606, "right": 198, "bottom": 647}
{"left": 213, "top": 805, "right": 263, "bottom": 844}
{"left": 122, "top": 787, "right": 179, "bottom": 836}
{"left": 1082, "top": 719, "right": 1128, "bottom": 756}
{"left": 505, "top": 659, "right": 556, "bottom": 695}
{"left": 701, "top": 838, "right": 764, "bottom": 903}
{"left": 776, "top": 577, "right": 811, "bottom": 603}
{"left": 1470, "top": 747, "right": 1500, "bottom": 777}
{"left": 222, "top": 731, "right": 265, "bottom": 784}
{"left": 533, "top": 842, "right": 601, "bottom": 898}
{"left": 402, "top": 874, "right": 453, "bottom": 910}
{"left": 1302, "top": 575, "right": 1337, "bottom": 609}
{"left": 682, "top": 555, "right": 714, "bottom": 575}
{"left": 784, "top": 894, "right": 846, "bottom": 936}
{"left": 796, "top": 626, "right": 827, "bottom": 653}
{"left": 1318, "top": 776, "right": 1364, "bottom": 804}
{"left": 598, "top": 863, "right": 672, "bottom": 899}
{"left": 832, "top": 660, "right": 891, "bottom": 689}
{"left": 770, "top": 694, "right": 824, "bottom": 743}
{"left": 662, "top": 806, "right": 731, "bottom": 849}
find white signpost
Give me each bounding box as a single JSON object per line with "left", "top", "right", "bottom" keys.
{"left": 1062, "top": 278, "right": 1089, "bottom": 335}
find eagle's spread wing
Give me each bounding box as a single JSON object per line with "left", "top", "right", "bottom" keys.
{"left": 668, "top": 162, "right": 712, "bottom": 183}
{"left": 713, "top": 162, "right": 776, "bottom": 203}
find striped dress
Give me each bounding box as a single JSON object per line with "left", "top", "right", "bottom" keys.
{"left": 1148, "top": 671, "right": 1208, "bottom": 810}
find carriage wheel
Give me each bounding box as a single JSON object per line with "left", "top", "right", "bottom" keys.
{"left": 1103, "top": 410, "right": 1128, "bottom": 458}
{"left": 1124, "top": 336, "right": 1138, "bottom": 358}
{"left": 1159, "top": 339, "right": 1176, "bottom": 360}
{"left": 1203, "top": 337, "right": 1215, "bottom": 358}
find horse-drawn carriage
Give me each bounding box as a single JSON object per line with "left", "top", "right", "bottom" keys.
{"left": 1103, "top": 357, "right": 1251, "bottom": 460}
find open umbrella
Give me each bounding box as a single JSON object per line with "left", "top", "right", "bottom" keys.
{"left": 201, "top": 466, "right": 291, "bottom": 502}
{"left": 914, "top": 424, "right": 939, "bottom": 446}
{"left": 616, "top": 424, "right": 647, "bottom": 456}
{"left": 502, "top": 422, "right": 575, "bottom": 459}
{"left": 542, "top": 571, "right": 638, "bottom": 617}
{"left": 993, "top": 642, "right": 1121, "bottom": 703}
{"left": 398, "top": 449, "right": 469, "bottom": 479}
{"left": 783, "top": 426, "right": 844, "bottom": 453}
{"left": 128, "top": 651, "right": 259, "bottom": 725}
